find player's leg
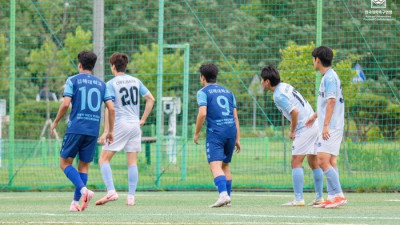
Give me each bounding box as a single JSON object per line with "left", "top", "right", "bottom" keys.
{"left": 222, "top": 136, "right": 235, "bottom": 199}
{"left": 307, "top": 154, "right": 324, "bottom": 205}
{"left": 125, "top": 122, "right": 142, "bottom": 206}
{"left": 77, "top": 135, "right": 98, "bottom": 211}
{"left": 209, "top": 160, "right": 230, "bottom": 207}
{"left": 59, "top": 134, "right": 85, "bottom": 212}
{"left": 126, "top": 152, "right": 138, "bottom": 206}
{"left": 95, "top": 150, "right": 118, "bottom": 205}
{"left": 282, "top": 155, "right": 306, "bottom": 206}
{"left": 222, "top": 163, "right": 232, "bottom": 196}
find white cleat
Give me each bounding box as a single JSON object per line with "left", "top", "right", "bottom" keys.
{"left": 209, "top": 195, "right": 231, "bottom": 208}
{"left": 308, "top": 197, "right": 325, "bottom": 206}
{"left": 69, "top": 201, "right": 81, "bottom": 212}
{"left": 282, "top": 199, "right": 306, "bottom": 206}
{"left": 126, "top": 195, "right": 136, "bottom": 206}
{"left": 95, "top": 192, "right": 119, "bottom": 205}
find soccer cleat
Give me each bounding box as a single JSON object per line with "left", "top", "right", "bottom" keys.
{"left": 69, "top": 202, "right": 81, "bottom": 212}
{"left": 80, "top": 189, "right": 94, "bottom": 211}
{"left": 313, "top": 199, "right": 333, "bottom": 208}
{"left": 126, "top": 195, "right": 136, "bottom": 206}
{"left": 307, "top": 197, "right": 325, "bottom": 206}
{"left": 325, "top": 196, "right": 347, "bottom": 209}
{"left": 282, "top": 199, "right": 306, "bottom": 206}
{"left": 209, "top": 195, "right": 231, "bottom": 208}
{"left": 95, "top": 192, "right": 119, "bottom": 205}
{"left": 225, "top": 202, "right": 231, "bottom": 207}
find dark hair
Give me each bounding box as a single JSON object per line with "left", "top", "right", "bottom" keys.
{"left": 78, "top": 51, "right": 97, "bottom": 71}
{"left": 260, "top": 65, "right": 280, "bottom": 87}
{"left": 312, "top": 46, "right": 333, "bottom": 67}
{"left": 109, "top": 52, "right": 129, "bottom": 72}
{"left": 199, "top": 63, "right": 218, "bottom": 83}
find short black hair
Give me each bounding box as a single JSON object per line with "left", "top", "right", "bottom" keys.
{"left": 109, "top": 52, "right": 129, "bottom": 72}
{"left": 312, "top": 46, "right": 333, "bottom": 67}
{"left": 78, "top": 50, "right": 97, "bottom": 71}
{"left": 260, "top": 65, "right": 280, "bottom": 87}
{"left": 199, "top": 63, "right": 218, "bottom": 83}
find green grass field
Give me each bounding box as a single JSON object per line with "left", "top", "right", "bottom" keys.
{"left": 0, "top": 191, "right": 399, "bottom": 224}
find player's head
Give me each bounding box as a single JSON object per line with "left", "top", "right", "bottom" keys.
{"left": 260, "top": 65, "right": 280, "bottom": 91}
{"left": 109, "top": 52, "right": 129, "bottom": 74}
{"left": 77, "top": 50, "right": 97, "bottom": 72}
{"left": 199, "top": 63, "right": 218, "bottom": 85}
{"left": 312, "top": 46, "right": 333, "bottom": 70}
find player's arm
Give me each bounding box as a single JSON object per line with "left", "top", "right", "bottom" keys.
{"left": 104, "top": 100, "right": 115, "bottom": 144}
{"left": 322, "top": 98, "right": 335, "bottom": 140}
{"left": 289, "top": 108, "right": 299, "bottom": 140}
{"left": 98, "top": 107, "right": 110, "bottom": 145}
{"left": 306, "top": 112, "right": 317, "bottom": 127}
{"left": 233, "top": 108, "right": 241, "bottom": 153}
{"left": 50, "top": 97, "right": 71, "bottom": 135}
{"left": 194, "top": 106, "right": 206, "bottom": 144}
{"left": 140, "top": 92, "right": 155, "bottom": 126}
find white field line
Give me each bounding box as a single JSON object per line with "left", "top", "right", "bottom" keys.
{"left": 0, "top": 222, "right": 371, "bottom": 225}
{"left": 1, "top": 212, "right": 399, "bottom": 221}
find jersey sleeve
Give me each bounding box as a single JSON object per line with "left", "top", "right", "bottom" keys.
{"left": 324, "top": 74, "right": 337, "bottom": 99}
{"left": 104, "top": 81, "right": 115, "bottom": 102}
{"left": 197, "top": 90, "right": 207, "bottom": 107}
{"left": 63, "top": 77, "right": 73, "bottom": 97}
{"left": 232, "top": 93, "right": 237, "bottom": 108}
{"left": 274, "top": 93, "right": 295, "bottom": 115}
{"left": 139, "top": 80, "right": 150, "bottom": 96}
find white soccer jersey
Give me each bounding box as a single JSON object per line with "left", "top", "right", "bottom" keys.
{"left": 317, "top": 68, "right": 345, "bottom": 131}
{"left": 273, "top": 82, "right": 315, "bottom": 132}
{"left": 106, "top": 74, "right": 149, "bottom": 123}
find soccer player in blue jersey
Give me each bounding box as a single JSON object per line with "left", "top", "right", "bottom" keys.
{"left": 194, "top": 63, "right": 241, "bottom": 208}
{"left": 306, "top": 46, "right": 347, "bottom": 208}
{"left": 95, "top": 53, "right": 154, "bottom": 206}
{"left": 260, "top": 65, "right": 324, "bottom": 206}
{"left": 50, "top": 51, "right": 115, "bottom": 212}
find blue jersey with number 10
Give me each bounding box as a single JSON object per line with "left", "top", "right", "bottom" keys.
{"left": 197, "top": 84, "right": 237, "bottom": 137}
{"left": 63, "top": 73, "right": 113, "bottom": 137}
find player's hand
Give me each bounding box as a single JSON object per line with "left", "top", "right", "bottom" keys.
{"left": 305, "top": 114, "right": 316, "bottom": 127}
{"left": 289, "top": 131, "right": 296, "bottom": 141}
{"left": 105, "top": 132, "right": 114, "bottom": 145}
{"left": 193, "top": 133, "right": 200, "bottom": 145}
{"left": 98, "top": 133, "right": 107, "bottom": 145}
{"left": 235, "top": 140, "right": 241, "bottom": 153}
{"left": 50, "top": 122, "right": 58, "bottom": 135}
{"left": 322, "top": 126, "right": 330, "bottom": 140}
{"left": 140, "top": 119, "right": 145, "bottom": 127}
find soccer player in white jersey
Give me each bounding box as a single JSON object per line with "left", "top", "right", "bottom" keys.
{"left": 260, "top": 65, "right": 324, "bottom": 206}
{"left": 95, "top": 52, "right": 155, "bottom": 206}
{"left": 306, "top": 46, "right": 347, "bottom": 208}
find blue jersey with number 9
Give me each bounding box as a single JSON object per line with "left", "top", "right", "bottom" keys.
{"left": 63, "top": 73, "right": 113, "bottom": 136}
{"left": 197, "top": 84, "right": 237, "bottom": 137}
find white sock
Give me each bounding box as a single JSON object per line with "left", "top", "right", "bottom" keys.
{"left": 72, "top": 200, "right": 79, "bottom": 204}
{"left": 219, "top": 191, "right": 228, "bottom": 198}
{"left": 327, "top": 195, "right": 335, "bottom": 201}
{"left": 80, "top": 187, "right": 88, "bottom": 196}
{"left": 335, "top": 192, "right": 345, "bottom": 198}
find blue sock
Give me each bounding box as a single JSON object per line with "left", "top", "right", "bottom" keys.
{"left": 214, "top": 175, "right": 227, "bottom": 194}
{"left": 64, "top": 165, "right": 84, "bottom": 192}
{"left": 292, "top": 168, "right": 304, "bottom": 201}
{"left": 312, "top": 168, "right": 323, "bottom": 199}
{"left": 100, "top": 163, "right": 115, "bottom": 192}
{"left": 128, "top": 165, "right": 138, "bottom": 196}
{"left": 73, "top": 172, "right": 88, "bottom": 201}
{"left": 226, "top": 180, "right": 232, "bottom": 196}
{"left": 324, "top": 167, "right": 342, "bottom": 195}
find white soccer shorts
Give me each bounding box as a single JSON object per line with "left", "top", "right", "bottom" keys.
{"left": 292, "top": 125, "right": 318, "bottom": 156}
{"left": 103, "top": 121, "right": 142, "bottom": 152}
{"left": 316, "top": 129, "right": 344, "bottom": 156}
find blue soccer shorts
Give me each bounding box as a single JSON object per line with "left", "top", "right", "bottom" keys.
{"left": 60, "top": 133, "right": 97, "bottom": 163}
{"left": 205, "top": 132, "right": 236, "bottom": 163}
